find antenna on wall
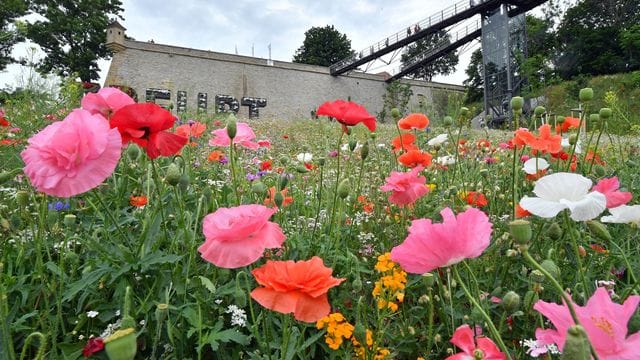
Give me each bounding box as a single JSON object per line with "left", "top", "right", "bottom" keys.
{"left": 267, "top": 43, "right": 273, "bottom": 66}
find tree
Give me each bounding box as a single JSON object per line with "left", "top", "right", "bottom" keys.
{"left": 521, "top": 15, "right": 556, "bottom": 93}
{"left": 25, "top": 0, "right": 124, "bottom": 82}
{"left": 400, "top": 30, "right": 459, "bottom": 81}
{"left": 293, "top": 25, "right": 354, "bottom": 67}
{"left": 463, "top": 48, "right": 483, "bottom": 103}
{"left": 0, "top": 0, "right": 28, "bottom": 72}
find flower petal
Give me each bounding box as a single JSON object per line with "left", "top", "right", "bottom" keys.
{"left": 519, "top": 196, "right": 568, "bottom": 218}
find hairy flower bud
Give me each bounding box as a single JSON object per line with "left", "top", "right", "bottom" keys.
{"left": 104, "top": 328, "right": 137, "bottom": 360}
{"left": 226, "top": 117, "right": 237, "bottom": 140}
{"left": 586, "top": 220, "right": 612, "bottom": 242}
{"left": 360, "top": 141, "right": 369, "bottom": 160}
{"left": 540, "top": 259, "right": 560, "bottom": 280}
{"left": 337, "top": 179, "right": 350, "bottom": 199}
{"left": 165, "top": 163, "right": 181, "bottom": 186}
{"left": 547, "top": 222, "right": 562, "bottom": 240}
{"left": 534, "top": 106, "right": 546, "bottom": 117}
{"left": 579, "top": 88, "right": 594, "bottom": 102}
{"left": 561, "top": 325, "right": 591, "bottom": 360}
{"left": 502, "top": 291, "right": 521, "bottom": 313}
{"left": 390, "top": 108, "right": 401, "bottom": 120}
{"left": 16, "top": 191, "right": 29, "bottom": 208}
{"left": 251, "top": 181, "right": 267, "bottom": 195}
{"left": 126, "top": 144, "right": 141, "bottom": 161}
{"left": 443, "top": 116, "right": 453, "bottom": 128}
{"left": 509, "top": 220, "right": 532, "bottom": 245}
{"left": 63, "top": 214, "right": 76, "bottom": 228}
{"left": 510, "top": 97, "right": 524, "bottom": 111}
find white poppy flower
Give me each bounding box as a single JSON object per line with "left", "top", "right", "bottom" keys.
{"left": 519, "top": 172, "right": 606, "bottom": 221}
{"left": 601, "top": 205, "right": 640, "bottom": 225}
{"left": 428, "top": 134, "right": 449, "bottom": 146}
{"left": 561, "top": 137, "right": 582, "bottom": 154}
{"left": 340, "top": 142, "right": 362, "bottom": 152}
{"left": 522, "top": 157, "right": 550, "bottom": 175}
{"left": 436, "top": 155, "right": 456, "bottom": 165}
{"left": 296, "top": 153, "right": 313, "bottom": 162}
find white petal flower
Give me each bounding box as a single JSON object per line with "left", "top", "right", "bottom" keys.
{"left": 436, "top": 155, "right": 456, "bottom": 165}
{"left": 296, "top": 152, "right": 313, "bottom": 162}
{"left": 519, "top": 172, "right": 606, "bottom": 221}
{"left": 601, "top": 205, "right": 640, "bottom": 225}
{"left": 561, "top": 137, "right": 582, "bottom": 154}
{"left": 428, "top": 133, "right": 449, "bottom": 146}
{"left": 522, "top": 157, "right": 550, "bottom": 174}
{"left": 86, "top": 310, "right": 99, "bottom": 318}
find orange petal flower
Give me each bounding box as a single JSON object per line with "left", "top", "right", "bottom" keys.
{"left": 251, "top": 256, "right": 345, "bottom": 322}
{"left": 398, "top": 113, "right": 429, "bottom": 130}
{"left": 264, "top": 187, "right": 293, "bottom": 209}
{"left": 465, "top": 191, "right": 488, "bottom": 208}
{"left": 512, "top": 124, "right": 561, "bottom": 154}
{"left": 398, "top": 150, "right": 432, "bottom": 168}
{"left": 129, "top": 195, "right": 148, "bottom": 207}
{"left": 207, "top": 150, "right": 225, "bottom": 162}
{"left": 556, "top": 116, "right": 580, "bottom": 134}
{"left": 391, "top": 133, "right": 418, "bottom": 153}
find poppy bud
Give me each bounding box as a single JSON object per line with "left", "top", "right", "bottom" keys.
{"left": 295, "top": 164, "right": 309, "bottom": 173}
{"left": 534, "top": 106, "right": 546, "bottom": 117}
{"left": 547, "top": 222, "right": 562, "bottom": 240}
{"left": 530, "top": 270, "right": 546, "bottom": 284}
{"left": 510, "top": 97, "right": 524, "bottom": 111}
{"left": 509, "top": 220, "right": 532, "bottom": 245}
{"left": 155, "top": 303, "right": 169, "bottom": 324}
{"left": 593, "top": 164, "right": 606, "bottom": 177}
{"left": 337, "top": 179, "right": 350, "bottom": 199}
{"left": 279, "top": 175, "right": 289, "bottom": 190}
{"left": 390, "top": 108, "right": 401, "bottom": 120}
{"left": 274, "top": 192, "right": 284, "bottom": 208}
{"left": 578, "top": 245, "right": 586, "bottom": 257}
{"left": 369, "top": 132, "right": 377, "bottom": 140}
{"left": 540, "top": 259, "right": 560, "bottom": 280}
{"left": 360, "top": 141, "right": 369, "bottom": 160}
{"left": 561, "top": 325, "right": 591, "bottom": 360}
{"left": 589, "top": 113, "right": 600, "bottom": 125}
{"left": 586, "top": 220, "right": 612, "bottom": 242}
{"left": 278, "top": 155, "right": 289, "bottom": 165}
{"left": 233, "top": 288, "right": 247, "bottom": 308}
{"left": 353, "top": 323, "right": 367, "bottom": 345}
{"left": 165, "top": 163, "right": 181, "bottom": 186}
{"left": 63, "top": 214, "right": 76, "bottom": 228}
{"left": 348, "top": 138, "right": 357, "bottom": 152}
{"left": 599, "top": 108, "right": 612, "bottom": 119}
{"left": 460, "top": 107, "right": 470, "bottom": 118}
{"left": 226, "top": 117, "right": 237, "bottom": 140}
{"left": 626, "top": 160, "right": 637, "bottom": 168}
{"left": 16, "top": 190, "right": 29, "bottom": 208}
{"left": 251, "top": 181, "right": 267, "bottom": 195}
{"left": 318, "top": 157, "right": 326, "bottom": 166}
{"left": 352, "top": 277, "right": 363, "bottom": 292}
{"left": 104, "top": 328, "right": 137, "bottom": 360}
{"left": 569, "top": 134, "right": 578, "bottom": 145}
{"left": 126, "top": 144, "right": 141, "bottom": 161}
{"left": 443, "top": 116, "right": 453, "bottom": 128}
{"left": 422, "top": 272, "right": 435, "bottom": 288}
{"left": 579, "top": 88, "right": 594, "bottom": 102}
{"left": 502, "top": 291, "right": 520, "bottom": 313}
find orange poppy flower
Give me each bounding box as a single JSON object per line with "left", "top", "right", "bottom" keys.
{"left": 556, "top": 116, "right": 580, "bottom": 134}
{"left": 175, "top": 121, "right": 206, "bottom": 138}
{"left": 513, "top": 124, "right": 561, "bottom": 154}
{"left": 398, "top": 113, "right": 429, "bottom": 130}
{"left": 250, "top": 256, "right": 345, "bottom": 322}
{"left": 465, "top": 191, "right": 488, "bottom": 208}
{"left": 264, "top": 187, "right": 293, "bottom": 209}
{"left": 476, "top": 139, "right": 491, "bottom": 150}
{"left": 585, "top": 151, "right": 605, "bottom": 166}
{"left": 129, "top": 195, "right": 148, "bottom": 207}
{"left": 515, "top": 204, "right": 531, "bottom": 218}
{"left": 398, "top": 150, "right": 432, "bottom": 168}
{"left": 391, "top": 133, "right": 418, "bottom": 153}
{"left": 207, "top": 150, "right": 225, "bottom": 162}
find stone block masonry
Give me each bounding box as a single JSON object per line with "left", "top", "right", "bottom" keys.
{"left": 104, "top": 38, "right": 464, "bottom": 120}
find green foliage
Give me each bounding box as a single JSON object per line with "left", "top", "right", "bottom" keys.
{"left": 0, "top": 0, "right": 28, "bottom": 71}
{"left": 400, "top": 30, "right": 458, "bottom": 81}
{"left": 24, "top": 0, "right": 124, "bottom": 81}
{"left": 292, "top": 25, "right": 354, "bottom": 67}
{"left": 378, "top": 81, "right": 413, "bottom": 122}
{"left": 463, "top": 48, "right": 483, "bottom": 104}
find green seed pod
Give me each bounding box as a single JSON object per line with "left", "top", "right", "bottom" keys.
{"left": 278, "top": 155, "right": 289, "bottom": 165}
{"left": 63, "top": 214, "right": 76, "bottom": 228}
{"left": 568, "top": 134, "right": 578, "bottom": 145}
{"left": 165, "top": 163, "right": 181, "bottom": 186}
{"left": 274, "top": 191, "right": 284, "bottom": 208}
{"left": 178, "top": 174, "right": 190, "bottom": 191}
{"left": 390, "top": 108, "right": 401, "bottom": 120}
{"left": 422, "top": 273, "right": 435, "bottom": 288}
{"left": 561, "top": 325, "right": 591, "bottom": 360}
{"left": 460, "top": 107, "right": 470, "bottom": 118}
{"left": 579, "top": 88, "right": 594, "bottom": 102}
{"left": 353, "top": 322, "right": 367, "bottom": 345}
{"left": 509, "top": 220, "right": 532, "bottom": 245}
{"left": 599, "top": 108, "right": 612, "bottom": 119}
{"left": 360, "top": 141, "right": 369, "bottom": 160}
{"left": 226, "top": 117, "right": 237, "bottom": 140}
{"left": 593, "top": 164, "right": 606, "bottom": 177}
{"left": 510, "top": 97, "right": 524, "bottom": 111}
{"left": 586, "top": 220, "right": 612, "bottom": 242}
{"left": 369, "top": 132, "right": 377, "bottom": 140}
{"left": 626, "top": 160, "right": 637, "bottom": 168}
{"left": 104, "top": 328, "right": 137, "bottom": 360}
{"left": 540, "top": 259, "right": 561, "bottom": 280}
{"left": 337, "top": 179, "right": 350, "bottom": 199}
{"left": 589, "top": 113, "right": 600, "bottom": 126}
{"left": 155, "top": 303, "right": 169, "bottom": 325}
{"left": 530, "top": 269, "right": 547, "bottom": 284}
{"left": 534, "top": 106, "right": 546, "bottom": 117}
{"left": 233, "top": 288, "right": 247, "bottom": 308}
{"left": 502, "top": 291, "right": 521, "bottom": 313}
{"left": 251, "top": 181, "right": 267, "bottom": 195}
{"left": 348, "top": 138, "right": 357, "bottom": 152}
{"left": 295, "top": 164, "right": 309, "bottom": 173}
{"left": 352, "top": 277, "right": 363, "bottom": 292}
{"left": 547, "top": 222, "right": 562, "bottom": 240}
{"left": 16, "top": 190, "right": 29, "bottom": 207}
{"left": 279, "top": 175, "right": 289, "bottom": 190}
{"left": 443, "top": 116, "right": 453, "bottom": 128}
{"left": 126, "top": 144, "right": 141, "bottom": 161}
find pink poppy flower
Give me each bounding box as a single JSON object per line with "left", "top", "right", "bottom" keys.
{"left": 379, "top": 166, "right": 429, "bottom": 206}
{"left": 209, "top": 122, "right": 260, "bottom": 150}
{"left": 81, "top": 87, "right": 135, "bottom": 119}
{"left": 534, "top": 287, "right": 640, "bottom": 359}
{"left": 446, "top": 324, "right": 506, "bottom": 360}
{"left": 21, "top": 109, "right": 122, "bottom": 198}
{"left": 390, "top": 207, "right": 493, "bottom": 274}
{"left": 592, "top": 177, "right": 633, "bottom": 208}
{"left": 199, "top": 204, "right": 285, "bottom": 268}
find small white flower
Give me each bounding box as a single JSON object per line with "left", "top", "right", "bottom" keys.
{"left": 296, "top": 152, "right": 313, "bottom": 162}
{"left": 522, "top": 157, "right": 550, "bottom": 175}
{"left": 139, "top": 319, "right": 146, "bottom": 326}
{"left": 436, "top": 155, "right": 456, "bottom": 165}
{"left": 225, "top": 305, "right": 247, "bottom": 327}
{"left": 519, "top": 172, "right": 606, "bottom": 221}
{"left": 601, "top": 205, "right": 640, "bottom": 225}
{"left": 86, "top": 311, "right": 99, "bottom": 318}
{"left": 428, "top": 133, "right": 449, "bottom": 146}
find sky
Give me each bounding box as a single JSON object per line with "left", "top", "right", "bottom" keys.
{"left": 1, "top": 0, "right": 489, "bottom": 89}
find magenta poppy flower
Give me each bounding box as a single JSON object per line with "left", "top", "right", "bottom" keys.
{"left": 81, "top": 87, "right": 135, "bottom": 119}
{"left": 209, "top": 122, "right": 260, "bottom": 150}
{"left": 391, "top": 207, "right": 493, "bottom": 274}
{"left": 534, "top": 287, "right": 640, "bottom": 358}
{"left": 316, "top": 99, "right": 376, "bottom": 132}
{"left": 591, "top": 177, "right": 633, "bottom": 208}
{"left": 199, "top": 204, "right": 285, "bottom": 268}
{"left": 380, "top": 166, "right": 429, "bottom": 206}
{"left": 21, "top": 109, "right": 122, "bottom": 198}
{"left": 446, "top": 324, "right": 506, "bottom": 360}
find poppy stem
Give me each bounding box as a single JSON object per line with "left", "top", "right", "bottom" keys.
{"left": 328, "top": 131, "right": 345, "bottom": 238}
{"left": 452, "top": 265, "right": 512, "bottom": 360}
{"left": 563, "top": 212, "right": 591, "bottom": 298}
{"left": 228, "top": 143, "right": 241, "bottom": 206}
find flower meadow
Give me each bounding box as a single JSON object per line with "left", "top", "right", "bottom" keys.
{"left": 1, "top": 86, "right": 640, "bottom": 360}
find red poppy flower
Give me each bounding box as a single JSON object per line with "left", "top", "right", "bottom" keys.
{"left": 398, "top": 113, "right": 429, "bottom": 130}
{"left": 316, "top": 99, "right": 376, "bottom": 132}
{"left": 465, "top": 191, "right": 488, "bottom": 208}
{"left": 82, "top": 337, "right": 104, "bottom": 357}
{"left": 208, "top": 150, "right": 225, "bottom": 162}
{"left": 0, "top": 117, "right": 9, "bottom": 127}
{"left": 129, "top": 195, "right": 148, "bottom": 207}
{"left": 398, "top": 150, "right": 432, "bottom": 168}
{"left": 110, "top": 103, "right": 188, "bottom": 159}
{"left": 260, "top": 160, "right": 273, "bottom": 171}
{"left": 175, "top": 121, "right": 206, "bottom": 138}
{"left": 515, "top": 204, "right": 531, "bottom": 218}
{"left": 391, "top": 133, "right": 418, "bottom": 153}
{"left": 556, "top": 116, "right": 580, "bottom": 134}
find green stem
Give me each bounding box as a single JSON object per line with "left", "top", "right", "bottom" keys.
{"left": 19, "top": 332, "right": 47, "bottom": 360}
{"left": 452, "top": 265, "right": 512, "bottom": 360}
{"left": 228, "top": 143, "right": 241, "bottom": 205}
{"left": 150, "top": 160, "right": 170, "bottom": 242}
{"left": 91, "top": 191, "right": 132, "bottom": 244}
{"left": 563, "top": 213, "right": 590, "bottom": 297}
{"left": 328, "top": 131, "right": 345, "bottom": 237}
{"left": 0, "top": 262, "right": 16, "bottom": 360}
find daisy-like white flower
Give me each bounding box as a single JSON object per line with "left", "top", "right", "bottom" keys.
{"left": 436, "top": 155, "right": 456, "bottom": 166}
{"left": 296, "top": 153, "right": 313, "bottom": 162}
{"left": 522, "top": 157, "right": 550, "bottom": 175}
{"left": 601, "top": 205, "right": 640, "bottom": 225}
{"left": 519, "top": 172, "right": 606, "bottom": 221}
{"left": 427, "top": 133, "right": 449, "bottom": 146}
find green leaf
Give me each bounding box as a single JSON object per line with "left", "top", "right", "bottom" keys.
{"left": 138, "top": 251, "right": 182, "bottom": 271}
{"left": 198, "top": 276, "right": 216, "bottom": 294}
{"left": 205, "top": 328, "right": 251, "bottom": 351}
{"left": 63, "top": 266, "right": 111, "bottom": 302}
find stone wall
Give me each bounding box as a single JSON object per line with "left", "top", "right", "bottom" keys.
{"left": 104, "top": 40, "right": 465, "bottom": 120}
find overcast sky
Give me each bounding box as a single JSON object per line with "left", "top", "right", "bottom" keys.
{"left": 1, "top": 0, "right": 489, "bottom": 89}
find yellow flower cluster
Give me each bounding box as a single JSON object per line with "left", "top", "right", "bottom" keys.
{"left": 316, "top": 313, "right": 354, "bottom": 350}
{"left": 352, "top": 329, "right": 391, "bottom": 359}
{"left": 372, "top": 253, "right": 407, "bottom": 312}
